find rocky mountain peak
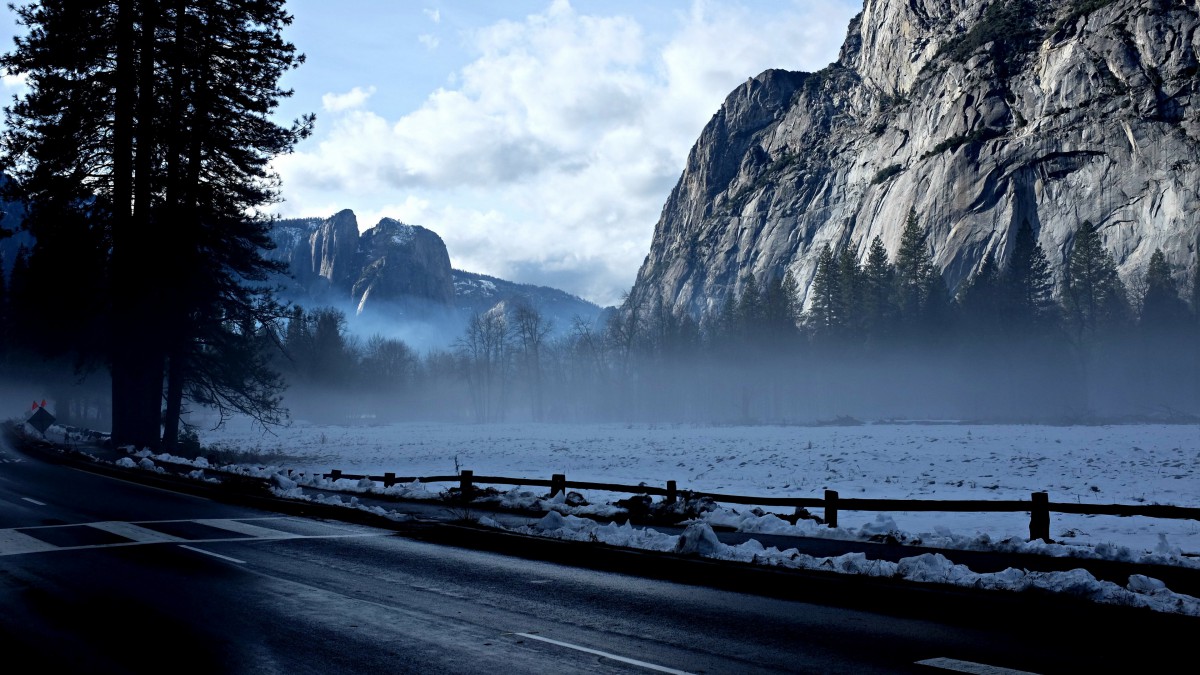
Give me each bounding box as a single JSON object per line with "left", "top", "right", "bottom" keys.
{"left": 353, "top": 217, "right": 455, "bottom": 312}
{"left": 628, "top": 0, "right": 1200, "bottom": 318}
{"left": 265, "top": 211, "right": 603, "bottom": 338}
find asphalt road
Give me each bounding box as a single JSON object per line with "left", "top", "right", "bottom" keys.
{"left": 0, "top": 434, "right": 1194, "bottom": 674}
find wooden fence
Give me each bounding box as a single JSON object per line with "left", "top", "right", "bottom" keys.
{"left": 314, "top": 468, "right": 1200, "bottom": 542}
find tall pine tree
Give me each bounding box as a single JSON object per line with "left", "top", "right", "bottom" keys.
{"left": 861, "top": 235, "right": 895, "bottom": 347}
{"left": 804, "top": 243, "right": 841, "bottom": 344}
{"left": 893, "top": 209, "right": 950, "bottom": 340}
{"left": 2, "top": 0, "right": 311, "bottom": 448}
{"left": 1140, "top": 249, "right": 1188, "bottom": 331}
{"left": 1001, "top": 219, "right": 1056, "bottom": 332}
{"left": 1061, "top": 220, "right": 1130, "bottom": 340}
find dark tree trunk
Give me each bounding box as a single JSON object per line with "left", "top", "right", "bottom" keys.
{"left": 161, "top": 354, "right": 185, "bottom": 452}
{"left": 108, "top": 0, "right": 140, "bottom": 446}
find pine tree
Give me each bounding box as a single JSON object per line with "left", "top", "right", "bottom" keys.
{"left": 1140, "top": 249, "right": 1188, "bottom": 331}
{"left": 736, "top": 272, "right": 764, "bottom": 339}
{"left": 760, "top": 272, "right": 800, "bottom": 347}
{"left": 836, "top": 243, "right": 863, "bottom": 343}
{"left": 155, "top": 0, "right": 310, "bottom": 449}
{"left": 2, "top": 0, "right": 311, "bottom": 449}
{"left": 893, "top": 209, "right": 950, "bottom": 338}
{"left": 1062, "top": 220, "right": 1130, "bottom": 339}
{"left": 1002, "top": 219, "right": 1055, "bottom": 331}
{"left": 957, "top": 251, "right": 1000, "bottom": 335}
{"left": 804, "top": 243, "right": 841, "bottom": 343}
{"left": 861, "top": 235, "right": 895, "bottom": 346}
{"left": 894, "top": 210, "right": 932, "bottom": 320}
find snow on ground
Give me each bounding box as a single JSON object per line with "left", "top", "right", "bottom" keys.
{"left": 191, "top": 417, "right": 1200, "bottom": 559}
{"left": 23, "top": 413, "right": 1197, "bottom": 615}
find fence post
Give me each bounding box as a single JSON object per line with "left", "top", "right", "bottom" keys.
{"left": 666, "top": 480, "right": 677, "bottom": 504}
{"left": 824, "top": 489, "right": 839, "bottom": 528}
{"left": 551, "top": 473, "right": 566, "bottom": 497}
{"left": 384, "top": 472, "right": 396, "bottom": 488}
{"left": 460, "top": 470, "right": 474, "bottom": 499}
{"left": 1029, "top": 491, "right": 1050, "bottom": 542}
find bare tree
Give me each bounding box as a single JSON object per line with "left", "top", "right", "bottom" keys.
{"left": 455, "top": 309, "right": 510, "bottom": 422}
{"left": 511, "top": 299, "right": 553, "bottom": 421}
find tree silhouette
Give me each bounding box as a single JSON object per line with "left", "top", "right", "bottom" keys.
{"left": 1061, "top": 220, "right": 1130, "bottom": 340}
{"left": 1140, "top": 249, "right": 1188, "bottom": 331}
{"left": 1002, "top": 219, "right": 1056, "bottom": 332}
{"left": 2, "top": 0, "right": 311, "bottom": 449}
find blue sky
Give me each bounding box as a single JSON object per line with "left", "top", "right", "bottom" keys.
{"left": 3, "top": 0, "right": 862, "bottom": 306}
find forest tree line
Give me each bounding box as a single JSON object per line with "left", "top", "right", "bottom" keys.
{"left": 4, "top": 208, "right": 1198, "bottom": 427}
{"left": 15, "top": 208, "right": 1190, "bottom": 428}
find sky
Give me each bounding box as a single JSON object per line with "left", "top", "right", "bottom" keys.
{"left": 264, "top": 0, "right": 863, "bottom": 306}
{"left": 0, "top": 0, "right": 864, "bottom": 308}
{"left": 55, "top": 414, "right": 1187, "bottom": 615}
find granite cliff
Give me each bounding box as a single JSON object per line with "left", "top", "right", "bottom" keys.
{"left": 269, "top": 210, "right": 454, "bottom": 314}
{"left": 267, "top": 211, "right": 602, "bottom": 335}
{"left": 628, "top": 0, "right": 1200, "bottom": 316}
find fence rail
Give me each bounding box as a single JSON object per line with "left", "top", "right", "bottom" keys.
{"left": 312, "top": 468, "right": 1200, "bottom": 542}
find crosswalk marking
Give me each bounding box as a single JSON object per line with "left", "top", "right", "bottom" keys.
{"left": 193, "top": 518, "right": 303, "bottom": 539}
{"left": 179, "top": 545, "right": 246, "bottom": 564}
{"left": 0, "top": 517, "right": 387, "bottom": 557}
{"left": 0, "top": 528, "right": 59, "bottom": 555}
{"left": 88, "top": 521, "right": 186, "bottom": 543}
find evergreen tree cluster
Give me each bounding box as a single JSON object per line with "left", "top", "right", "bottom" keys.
{"left": 1, "top": 0, "right": 311, "bottom": 448}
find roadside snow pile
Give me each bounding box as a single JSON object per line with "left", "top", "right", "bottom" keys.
{"left": 519, "top": 511, "right": 677, "bottom": 553}
{"left": 697, "top": 507, "right": 1200, "bottom": 571}
{"left": 499, "top": 518, "right": 1200, "bottom": 616}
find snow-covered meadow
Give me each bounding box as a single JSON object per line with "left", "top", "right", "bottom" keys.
{"left": 193, "top": 418, "right": 1200, "bottom": 558}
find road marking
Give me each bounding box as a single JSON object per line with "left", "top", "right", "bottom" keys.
{"left": 0, "top": 529, "right": 58, "bottom": 555}
{"left": 917, "top": 657, "right": 1041, "bottom": 674}
{"left": 21, "top": 497, "right": 46, "bottom": 505}
{"left": 180, "top": 545, "right": 246, "bottom": 564}
{"left": 192, "top": 518, "right": 302, "bottom": 539}
{"left": 89, "top": 521, "right": 186, "bottom": 543}
{"left": 0, "top": 518, "right": 389, "bottom": 557}
{"left": 515, "top": 633, "right": 694, "bottom": 674}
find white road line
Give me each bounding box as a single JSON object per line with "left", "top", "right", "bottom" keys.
{"left": 179, "top": 545, "right": 246, "bottom": 564}
{"left": 21, "top": 497, "right": 46, "bottom": 505}
{"left": 88, "top": 521, "right": 185, "bottom": 543}
{"left": 0, "top": 529, "right": 58, "bottom": 556}
{"left": 515, "top": 633, "right": 695, "bottom": 675}
{"left": 917, "top": 657, "right": 1041, "bottom": 675}
{"left": 192, "top": 518, "right": 302, "bottom": 539}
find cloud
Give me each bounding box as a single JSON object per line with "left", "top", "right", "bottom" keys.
{"left": 1, "top": 67, "right": 28, "bottom": 91}
{"left": 274, "top": 0, "right": 859, "bottom": 306}
{"left": 418, "top": 34, "right": 440, "bottom": 50}
{"left": 321, "top": 86, "right": 377, "bottom": 113}
{"left": 423, "top": 8, "right": 441, "bottom": 23}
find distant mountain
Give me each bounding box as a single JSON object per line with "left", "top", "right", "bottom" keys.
{"left": 266, "top": 210, "right": 603, "bottom": 342}
{"left": 453, "top": 269, "right": 604, "bottom": 329}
